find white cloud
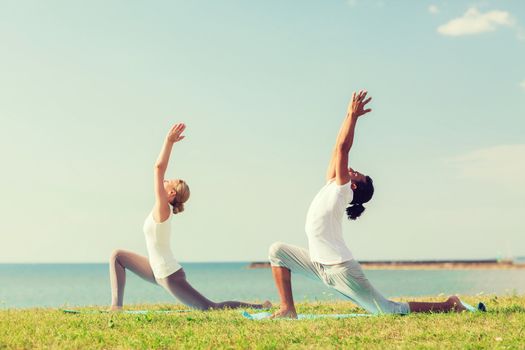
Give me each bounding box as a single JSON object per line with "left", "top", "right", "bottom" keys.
{"left": 521, "top": 80, "right": 525, "bottom": 89}
{"left": 428, "top": 5, "right": 439, "bottom": 14}
{"left": 347, "top": 0, "right": 358, "bottom": 7}
{"left": 447, "top": 144, "right": 525, "bottom": 185}
{"left": 437, "top": 7, "right": 515, "bottom": 36}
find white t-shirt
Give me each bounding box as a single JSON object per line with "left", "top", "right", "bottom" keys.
{"left": 305, "top": 180, "right": 354, "bottom": 264}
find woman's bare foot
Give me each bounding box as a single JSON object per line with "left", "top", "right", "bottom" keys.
{"left": 447, "top": 296, "right": 467, "bottom": 312}
{"left": 270, "top": 307, "right": 297, "bottom": 319}
{"left": 262, "top": 300, "right": 273, "bottom": 309}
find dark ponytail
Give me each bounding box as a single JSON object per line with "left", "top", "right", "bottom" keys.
{"left": 346, "top": 176, "right": 374, "bottom": 220}
{"left": 346, "top": 203, "right": 365, "bottom": 220}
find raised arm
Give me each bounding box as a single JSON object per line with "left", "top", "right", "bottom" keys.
{"left": 325, "top": 90, "right": 372, "bottom": 185}
{"left": 153, "top": 123, "right": 186, "bottom": 223}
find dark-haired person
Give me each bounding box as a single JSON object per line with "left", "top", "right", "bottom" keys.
{"left": 109, "top": 123, "right": 270, "bottom": 311}
{"left": 268, "top": 91, "right": 468, "bottom": 318}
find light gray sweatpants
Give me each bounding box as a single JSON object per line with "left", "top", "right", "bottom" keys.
{"left": 268, "top": 241, "right": 410, "bottom": 315}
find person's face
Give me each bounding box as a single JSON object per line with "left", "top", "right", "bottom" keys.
{"left": 348, "top": 168, "right": 367, "bottom": 189}
{"left": 163, "top": 179, "right": 182, "bottom": 202}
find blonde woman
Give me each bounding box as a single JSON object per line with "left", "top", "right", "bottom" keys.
{"left": 109, "top": 123, "right": 270, "bottom": 311}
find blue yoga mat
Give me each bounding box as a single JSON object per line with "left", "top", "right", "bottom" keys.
{"left": 242, "top": 300, "right": 486, "bottom": 320}
{"left": 460, "top": 301, "right": 486, "bottom": 312}
{"left": 241, "top": 311, "right": 373, "bottom": 320}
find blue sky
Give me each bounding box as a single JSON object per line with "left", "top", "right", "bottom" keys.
{"left": 1, "top": 0, "right": 524, "bottom": 263}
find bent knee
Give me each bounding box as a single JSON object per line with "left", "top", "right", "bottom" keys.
{"left": 268, "top": 241, "right": 287, "bottom": 259}
{"left": 109, "top": 249, "right": 125, "bottom": 263}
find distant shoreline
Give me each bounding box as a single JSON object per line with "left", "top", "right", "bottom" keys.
{"left": 248, "top": 259, "right": 525, "bottom": 270}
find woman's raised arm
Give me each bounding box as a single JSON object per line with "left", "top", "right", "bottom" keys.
{"left": 153, "top": 123, "right": 186, "bottom": 222}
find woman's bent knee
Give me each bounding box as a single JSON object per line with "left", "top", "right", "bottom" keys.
{"left": 109, "top": 249, "right": 125, "bottom": 263}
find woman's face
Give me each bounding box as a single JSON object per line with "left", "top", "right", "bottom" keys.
{"left": 163, "top": 179, "right": 182, "bottom": 201}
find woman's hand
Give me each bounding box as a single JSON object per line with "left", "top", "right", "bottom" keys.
{"left": 347, "top": 90, "right": 372, "bottom": 118}
{"left": 167, "top": 123, "right": 186, "bottom": 143}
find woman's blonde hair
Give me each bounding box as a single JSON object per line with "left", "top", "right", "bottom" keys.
{"left": 170, "top": 180, "right": 190, "bottom": 214}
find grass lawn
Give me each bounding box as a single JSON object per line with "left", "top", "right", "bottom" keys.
{"left": 1, "top": 295, "right": 524, "bottom": 349}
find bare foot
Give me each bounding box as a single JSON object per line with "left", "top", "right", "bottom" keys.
{"left": 270, "top": 308, "right": 297, "bottom": 319}
{"left": 108, "top": 305, "right": 123, "bottom": 312}
{"left": 262, "top": 300, "right": 272, "bottom": 309}
{"left": 447, "top": 296, "right": 466, "bottom": 313}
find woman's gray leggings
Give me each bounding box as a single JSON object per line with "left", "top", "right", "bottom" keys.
{"left": 109, "top": 249, "right": 264, "bottom": 310}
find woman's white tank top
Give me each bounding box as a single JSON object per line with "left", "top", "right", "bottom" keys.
{"left": 143, "top": 212, "right": 182, "bottom": 279}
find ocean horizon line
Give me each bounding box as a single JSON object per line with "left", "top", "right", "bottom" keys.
{"left": 0, "top": 261, "right": 253, "bottom": 265}
{"left": 2, "top": 257, "right": 524, "bottom": 265}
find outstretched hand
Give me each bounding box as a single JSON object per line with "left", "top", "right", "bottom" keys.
{"left": 348, "top": 90, "right": 372, "bottom": 118}
{"left": 167, "top": 123, "right": 186, "bottom": 143}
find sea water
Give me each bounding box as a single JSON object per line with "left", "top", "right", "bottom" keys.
{"left": 0, "top": 263, "right": 524, "bottom": 309}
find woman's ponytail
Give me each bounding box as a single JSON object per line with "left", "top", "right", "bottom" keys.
{"left": 172, "top": 202, "right": 185, "bottom": 214}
